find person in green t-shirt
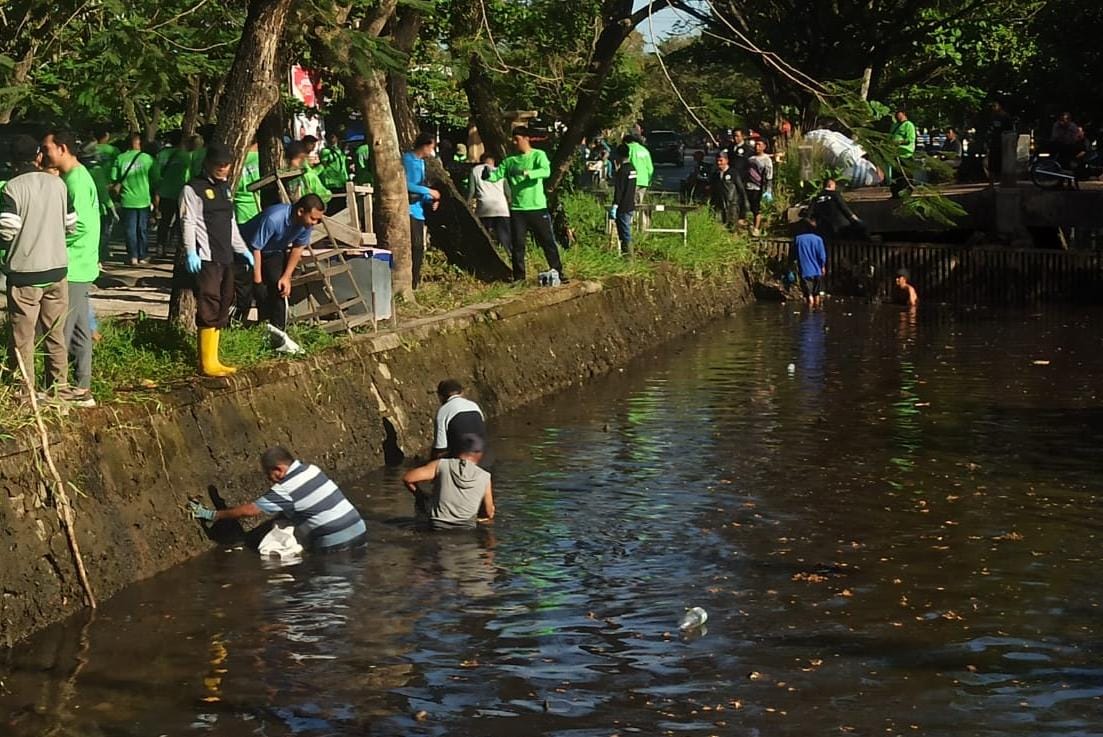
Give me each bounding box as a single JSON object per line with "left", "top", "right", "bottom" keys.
{"left": 624, "top": 134, "right": 654, "bottom": 203}
{"left": 482, "top": 126, "right": 566, "bottom": 283}
{"left": 87, "top": 127, "right": 119, "bottom": 261}
{"left": 42, "top": 129, "right": 100, "bottom": 405}
{"left": 155, "top": 130, "right": 192, "bottom": 254}
{"left": 285, "top": 141, "right": 331, "bottom": 204}
{"left": 318, "top": 132, "right": 349, "bottom": 194}
{"left": 889, "top": 108, "right": 917, "bottom": 197}
{"left": 111, "top": 132, "right": 160, "bottom": 265}
{"left": 353, "top": 141, "right": 373, "bottom": 185}
{"left": 235, "top": 142, "right": 262, "bottom": 224}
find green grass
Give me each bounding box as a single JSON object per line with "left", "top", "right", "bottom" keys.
{"left": 560, "top": 191, "right": 755, "bottom": 280}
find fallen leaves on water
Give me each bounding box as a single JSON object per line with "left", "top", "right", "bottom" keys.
{"left": 1032, "top": 360, "right": 1051, "bottom": 366}
{"left": 993, "top": 531, "right": 1024, "bottom": 542}
{"left": 459, "top": 659, "right": 479, "bottom": 668}
{"left": 792, "top": 572, "right": 829, "bottom": 583}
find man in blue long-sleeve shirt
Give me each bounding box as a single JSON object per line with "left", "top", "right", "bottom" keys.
{"left": 402, "top": 133, "right": 441, "bottom": 288}
{"left": 794, "top": 220, "right": 827, "bottom": 307}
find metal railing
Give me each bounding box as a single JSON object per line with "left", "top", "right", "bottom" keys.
{"left": 755, "top": 238, "right": 1103, "bottom": 304}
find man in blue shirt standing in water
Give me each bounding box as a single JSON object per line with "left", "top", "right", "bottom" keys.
{"left": 794, "top": 218, "right": 827, "bottom": 307}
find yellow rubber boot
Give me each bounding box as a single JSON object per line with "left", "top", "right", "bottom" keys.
{"left": 211, "top": 329, "right": 237, "bottom": 376}
{"left": 198, "top": 328, "right": 236, "bottom": 377}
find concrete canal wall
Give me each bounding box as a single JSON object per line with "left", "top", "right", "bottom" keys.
{"left": 0, "top": 269, "right": 753, "bottom": 646}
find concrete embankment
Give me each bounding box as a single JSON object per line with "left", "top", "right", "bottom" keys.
{"left": 0, "top": 268, "right": 753, "bottom": 646}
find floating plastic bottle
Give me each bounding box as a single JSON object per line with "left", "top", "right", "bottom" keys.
{"left": 787, "top": 363, "right": 796, "bottom": 375}
{"left": 679, "top": 606, "right": 708, "bottom": 631}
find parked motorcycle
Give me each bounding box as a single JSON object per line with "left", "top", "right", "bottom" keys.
{"left": 1030, "top": 147, "right": 1103, "bottom": 189}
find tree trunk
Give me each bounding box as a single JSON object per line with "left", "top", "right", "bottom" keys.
{"left": 450, "top": 0, "right": 510, "bottom": 160}
{"left": 463, "top": 56, "right": 509, "bottom": 161}
{"left": 859, "top": 66, "right": 873, "bottom": 101}
{"left": 206, "top": 74, "right": 228, "bottom": 126}
{"left": 170, "top": 0, "right": 294, "bottom": 332}
{"left": 386, "top": 8, "right": 422, "bottom": 150}
{"left": 212, "top": 0, "right": 292, "bottom": 188}
{"left": 352, "top": 70, "right": 415, "bottom": 300}
{"left": 0, "top": 50, "right": 36, "bottom": 124}
{"left": 546, "top": 1, "right": 636, "bottom": 197}
{"left": 144, "top": 105, "right": 162, "bottom": 144}
{"left": 182, "top": 76, "right": 201, "bottom": 137}
{"left": 123, "top": 96, "right": 140, "bottom": 135}
{"left": 257, "top": 103, "right": 286, "bottom": 208}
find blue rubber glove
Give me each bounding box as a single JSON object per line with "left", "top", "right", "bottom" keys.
{"left": 188, "top": 501, "right": 216, "bottom": 522}
{"left": 241, "top": 249, "right": 255, "bottom": 268}
{"left": 762, "top": 190, "right": 774, "bottom": 205}
{"left": 609, "top": 206, "right": 618, "bottom": 220}
{"left": 185, "top": 249, "right": 202, "bottom": 274}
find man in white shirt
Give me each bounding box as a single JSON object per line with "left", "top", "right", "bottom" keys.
{"left": 431, "top": 378, "right": 487, "bottom": 459}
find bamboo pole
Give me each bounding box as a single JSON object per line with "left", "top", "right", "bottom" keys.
{"left": 14, "top": 351, "right": 97, "bottom": 609}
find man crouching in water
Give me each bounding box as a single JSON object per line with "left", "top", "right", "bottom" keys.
{"left": 403, "top": 434, "right": 495, "bottom": 530}
{"left": 189, "top": 446, "right": 368, "bottom": 551}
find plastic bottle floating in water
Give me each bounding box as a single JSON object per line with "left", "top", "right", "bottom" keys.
{"left": 679, "top": 606, "right": 708, "bottom": 631}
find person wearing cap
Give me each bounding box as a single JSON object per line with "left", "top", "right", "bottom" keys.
{"left": 179, "top": 143, "right": 255, "bottom": 377}
{"left": 1, "top": 134, "right": 78, "bottom": 396}
{"left": 893, "top": 268, "right": 918, "bottom": 307}
{"left": 432, "top": 379, "right": 487, "bottom": 459}
{"left": 236, "top": 193, "right": 326, "bottom": 329}
{"left": 189, "top": 446, "right": 368, "bottom": 551}
{"left": 481, "top": 127, "right": 567, "bottom": 283}
{"left": 403, "top": 433, "right": 495, "bottom": 530}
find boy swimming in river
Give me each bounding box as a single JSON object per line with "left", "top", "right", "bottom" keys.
{"left": 893, "top": 268, "right": 919, "bottom": 307}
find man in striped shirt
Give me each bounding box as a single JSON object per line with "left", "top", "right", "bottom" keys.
{"left": 189, "top": 447, "right": 367, "bottom": 551}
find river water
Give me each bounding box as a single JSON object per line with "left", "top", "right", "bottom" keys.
{"left": 3, "top": 303, "right": 1103, "bottom": 736}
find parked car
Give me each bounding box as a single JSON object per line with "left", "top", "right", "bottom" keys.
{"left": 648, "top": 130, "right": 685, "bottom": 165}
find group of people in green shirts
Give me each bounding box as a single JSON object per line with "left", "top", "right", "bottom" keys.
{"left": 80, "top": 125, "right": 366, "bottom": 266}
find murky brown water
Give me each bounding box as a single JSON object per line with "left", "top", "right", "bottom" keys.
{"left": 4, "top": 302, "right": 1103, "bottom": 736}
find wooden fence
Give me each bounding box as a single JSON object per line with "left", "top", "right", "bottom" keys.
{"left": 755, "top": 239, "right": 1103, "bottom": 305}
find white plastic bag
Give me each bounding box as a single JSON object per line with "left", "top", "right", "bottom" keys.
{"left": 258, "top": 520, "right": 304, "bottom": 560}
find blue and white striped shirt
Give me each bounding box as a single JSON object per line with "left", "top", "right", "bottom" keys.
{"left": 254, "top": 461, "right": 366, "bottom": 550}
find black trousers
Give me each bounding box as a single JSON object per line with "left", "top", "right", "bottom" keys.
{"left": 510, "top": 209, "right": 563, "bottom": 281}
{"left": 157, "top": 197, "right": 179, "bottom": 249}
{"left": 481, "top": 216, "right": 513, "bottom": 252}
{"left": 195, "top": 261, "right": 235, "bottom": 328}
{"left": 410, "top": 216, "right": 425, "bottom": 288}
{"left": 233, "top": 251, "right": 291, "bottom": 328}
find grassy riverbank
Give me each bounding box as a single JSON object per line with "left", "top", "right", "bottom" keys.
{"left": 0, "top": 193, "right": 755, "bottom": 434}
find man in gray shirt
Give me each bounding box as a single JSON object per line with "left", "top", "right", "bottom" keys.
{"left": 1, "top": 135, "right": 77, "bottom": 395}
{"left": 403, "top": 434, "right": 495, "bottom": 530}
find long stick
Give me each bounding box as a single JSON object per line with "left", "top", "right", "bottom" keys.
{"left": 14, "top": 351, "right": 97, "bottom": 609}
